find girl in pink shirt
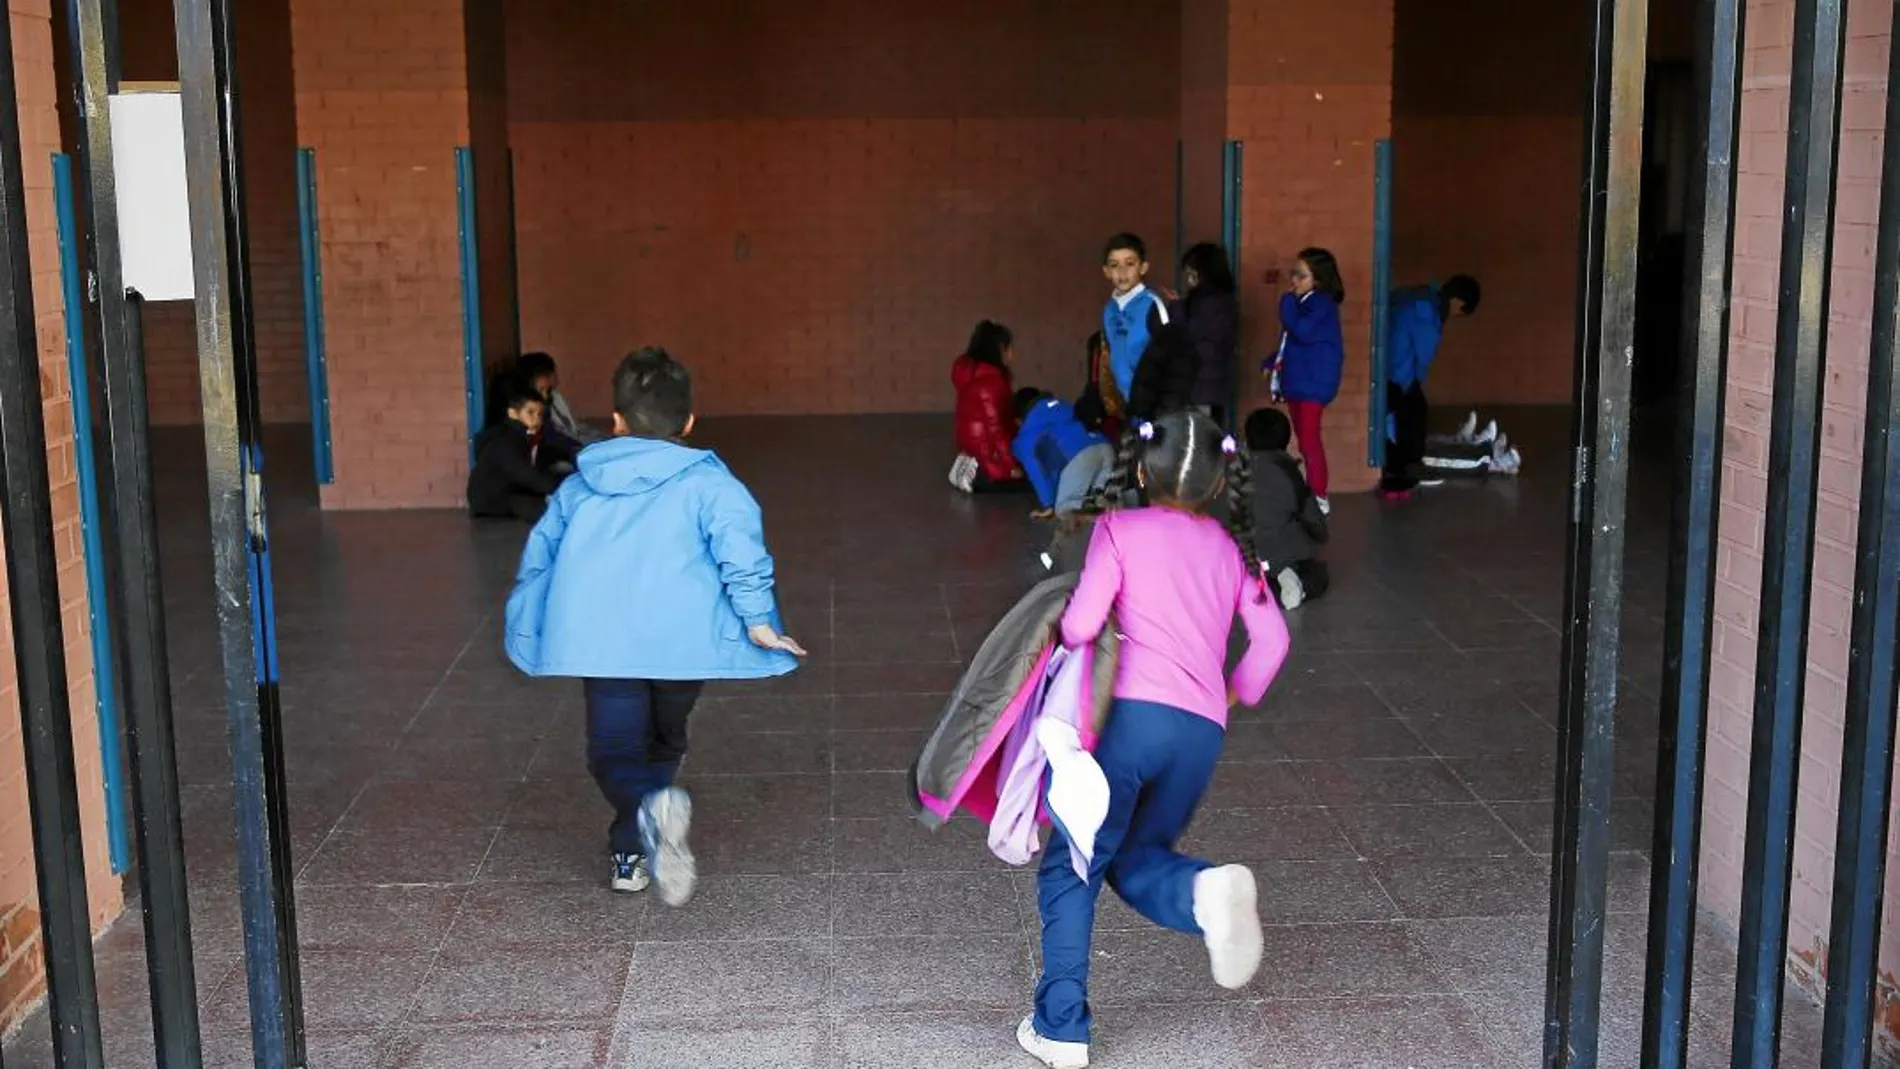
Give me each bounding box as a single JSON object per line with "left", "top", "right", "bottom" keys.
{"left": 1018, "top": 409, "right": 1291, "bottom": 1069}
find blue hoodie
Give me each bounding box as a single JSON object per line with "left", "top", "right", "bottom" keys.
{"left": 1103, "top": 285, "right": 1171, "bottom": 399}
{"left": 1387, "top": 284, "right": 1446, "bottom": 390}
{"left": 1012, "top": 398, "right": 1106, "bottom": 508}
{"left": 504, "top": 436, "right": 799, "bottom": 681}
{"left": 1275, "top": 291, "right": 1345, "bottom": 404}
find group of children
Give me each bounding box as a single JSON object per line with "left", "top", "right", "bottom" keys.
{"left": 494, "top": 230, "right": 1485, "bottom": 1069}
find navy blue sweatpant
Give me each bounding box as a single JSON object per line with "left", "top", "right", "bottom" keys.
{"left": 1033, "top": 699, "right": 1225, "bottom": 1043}
{"left": 583, "top": 678, "right": 702, "bottom": 855}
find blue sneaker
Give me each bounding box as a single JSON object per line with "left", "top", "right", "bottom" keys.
{"left": 609, "top": 852, "right": 650, "bottom": 894}
{"left": 638, "top": 788, "right": 697, "bottom": 907}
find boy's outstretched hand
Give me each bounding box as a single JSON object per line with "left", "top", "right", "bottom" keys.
{"left": 748, "top": 623, "right": 809, "bottom": 657}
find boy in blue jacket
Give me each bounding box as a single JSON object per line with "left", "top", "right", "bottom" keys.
{"left": 1101, "top": 232, "right": 1174, "bottom": 402}
{"left": 505, "top": 348, "right": 807, "bottom": 904}
{"left": 1011, "top": 388, "right": 1115, "bottom": 518}
{"left": 1380, "top": 275, "right": 1482, "bottom": 496}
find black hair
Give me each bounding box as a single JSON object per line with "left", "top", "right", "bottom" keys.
{"left": 612, "top": 347, "right": 693, "bottom": 438}
{"left": 1103, "top": 232, "right": 1148, "bottom": 264}
{"left": 517, "top": 351, "right": 557, "bottom": 381}
{"left": 1070, "top": 410, "right": 1265, "bottom": 596}
{"left": 1181, "top": 243, "right": 1236, "bottom": 294}
{"left": 966, "top": 320, "right": 1014, "bottom": 370}
{"left": 1244, "top": 407, "right": 1291, "bottom": 452}
{"left": 495, "top": 374, "right": 544, "bottom": 419}
{"left": 1013, "top": 387, "right": 1048, "bottom": 420}
{"left": 1297, "top": 247, "right": 1347, "bottom": 304}
{"left": 1441, "top": 274, "right": 1483, "bottom": 316}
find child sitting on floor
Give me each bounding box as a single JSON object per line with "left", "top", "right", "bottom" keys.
{"left": 1012, "top": 388, "right": 1116, "bottom": 520}
{"left": 519, "top": 351, "right": 603, "bottom": 449}
{"left": 468, "top": 376, "right": 567, "bottom": 524}
{"left": 1244, "top": 408, "right": 1331, "bottom": 609}
{"left": 949, "top": 320, "right": 1029, "bottom": 493}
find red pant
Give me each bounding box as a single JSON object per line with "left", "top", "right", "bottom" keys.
{"left": 1285, "top": 400, "right": 1329, "bottom": 498}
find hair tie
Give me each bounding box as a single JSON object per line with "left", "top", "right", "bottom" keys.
{"left": 1136, "top": 421, "right": 1156, "bottom": 441}
{"left": 1220, "top": 434, "right": 1238, "bottom": 456}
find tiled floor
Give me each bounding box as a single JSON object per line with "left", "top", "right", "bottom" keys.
{"left": 4, "top": 413, "right": 1828, "bottom": 1067}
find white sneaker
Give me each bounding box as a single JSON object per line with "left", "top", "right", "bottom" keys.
{"left": 1315, "top": 495, "right": 1331, "bottom": 516}
{"left": 1455, "top": 411, "right": 1478, "bottom": 442}
{"left": 1473, "top": 419, "right": 1499, "bottom": 446}
{"left": 949, "top": 454, "right": 978, "bottom": 492}
{"left": 1276, "top": 567, "right": 1306, "bottom": 610}
{"left": 609, "top": 852, "right": 650, "bottom": 894}
{"left": 638, "top": 788, "right": 697, "bottom": 907}
{"left": 1017, "top": 1017, "right": 1089, "bottom": 1069}
{"left": 1193, "top": 865, "right": 1263, "bottom": 990}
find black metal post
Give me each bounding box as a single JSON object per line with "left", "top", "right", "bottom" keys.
{"left": 171, "top": 0, "right": 307, "bottom": 1061}
{"left": 62, "top": 0, "right": 205, "bottom": 1059}
{"left": 0, "top": 5, "right": 102, "bottom": 1065}
{"left": 1730, "top": 0, "right": 1845, "bottom": 1064}
{"left": 1640, "top": 0, "right": 1743, "bottom": 1065}
{"left": 1542, "top": 0, "right": 1647, "bottom": 1064}
{"left": 1816, "top": 16, "right": 1900, "bottom": 1066}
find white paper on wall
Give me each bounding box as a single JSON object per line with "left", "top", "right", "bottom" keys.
{"left": 108, "top": 89, "right": 195, "bottom": 302}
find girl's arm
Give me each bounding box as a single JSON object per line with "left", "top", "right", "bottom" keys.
{"left": 1059, "top": 518, "right": 1121, "bottom": 648}
{"left": 1229, "top": 579, "right": 1292, "bottom": 706}
{"left": 1279, "top": 292, "right": 1341, "bottom": 346}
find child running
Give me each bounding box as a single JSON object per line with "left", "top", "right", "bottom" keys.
{"left": 1018, "top": 409, "right": 1291, "bottom": 1069}
{"left": 504, "top": 348, "right": 807, "bottom": 905}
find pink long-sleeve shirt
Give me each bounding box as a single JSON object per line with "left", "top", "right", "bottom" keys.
{"left": 1060, "top": 507, "right": 1291, "bottom": 728}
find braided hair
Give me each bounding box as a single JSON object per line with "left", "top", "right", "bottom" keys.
{"left": 1055, "top": 410, "right": 1266, "bottom": 598}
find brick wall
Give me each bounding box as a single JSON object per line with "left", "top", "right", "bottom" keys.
{"left": 106, "top": 0, "right": 308, "bottom": 428}
{"left": 507, "top": 0, "right": 1181, "bottom": 418}
{"left": 1224, "top": 0, "right": 1393, "bottom": 493}
{"left": 290, "top": 0, "right": 478, "bottom": 508}
{"left": 1390, "top": 0, "right": 1697, "bottom": 409}
{"left": 1701, "top": 0, "right": 1900, "bottom": 1051}
{"left": 0, "top": 0, "right": 124, "bottom": 1034}
{"left": 1180, "top": 0, "right": 1230, "bottom": 255}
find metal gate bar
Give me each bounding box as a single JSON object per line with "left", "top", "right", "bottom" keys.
{"left": 61, "top": 0, "right": 207, "bottom": 1060}
{"left": 1640, "top": 0, "right": 1744, "bottom": 1064}
{"left": 1541, "top": 0, "right": 1647, "bottom": 1064}
{"left": 170, "top": 0, "right": 308, "bottom": 1060}
{"left": 1729, "top": 0, "right": 1846, "bottom": 1064}
{"left": 0, "top": 6, "right": 101, "bottom": 1065}
{"left": 1816, "top": 15, "right": 1900, "bottom": 1066}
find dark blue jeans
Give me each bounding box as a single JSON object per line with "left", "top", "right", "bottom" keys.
{"left": 1033, "top": 699, "right": 1224, "bottom": 1044}
{"left": 583, "top": 678, "right": 702, "bottom": 855}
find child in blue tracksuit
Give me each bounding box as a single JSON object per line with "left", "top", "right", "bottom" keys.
{"left": 504, "top": 347, "right": 807, "bottom": 905}
{"left": 1012, "top": 389, "right": 1115, "bottom": 518}
{"left": 1380, "top": 274, "right": 1483, "bottom": 496}
{"left": 1101, "top": 232, "right": 1173, "bottom": 402}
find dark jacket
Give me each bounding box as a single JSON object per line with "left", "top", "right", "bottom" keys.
{"left": 1275, "top": 291, "right": 1345, "bottom": 404}
{"left": 1126, "top": 321, "right": 1201, "bottom": 422}
{"left": 467, "top": 419, "right": 563, "bottom": 517}
{"left": 952, "top": 355, "right": 1020, "bottom": 482}
{"left": 1250, "top": 450, "right": 1328, "bottom": 567}
{"left": 1181, "top": 289, "right": 1238, "bottom": 409}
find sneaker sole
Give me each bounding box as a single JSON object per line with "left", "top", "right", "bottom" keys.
{"left": 610, "top": 875, "right": 649, "bottom": 894}
{"left": 1196, "top": 865, "right": 1263, "bottom": 990}
{"left": 646, "top": 789, "right": 697, "bottom": 907}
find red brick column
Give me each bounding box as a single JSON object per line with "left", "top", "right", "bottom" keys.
{"left": 1224, "top": 0, "right": 1394, "bottom": 494}
{"left": 289, "top": 0, "right": 511, "bottom": 508}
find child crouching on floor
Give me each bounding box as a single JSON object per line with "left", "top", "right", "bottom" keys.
{"left": 504, "top": 347, "right": 807, "bottom": 905}
{"left": 1245, "top": 408, "right": 1331, "bottom": 609}
{"left": 1012, "top": 388, "right": 1116, "bottom": 520}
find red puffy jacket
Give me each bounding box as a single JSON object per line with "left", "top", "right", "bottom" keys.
{"left": 952, "top": 355, "right": 1021, "bottom": 482}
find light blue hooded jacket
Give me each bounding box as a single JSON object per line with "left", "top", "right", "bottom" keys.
{"left": 504, "top": 436, "right": 799, "bottom": 681}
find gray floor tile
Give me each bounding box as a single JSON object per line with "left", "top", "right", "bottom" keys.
{"left": 831, "top": 872, "right": 1024, "bottom": 937}
{"left": 618, "top": 1015, "right": 834, "bottom": 1069}
{"left": 637, "top": 874, "right": 831, "bottom": 942}
{"left": 619, "top": 940, "right": 831, "bottom": 1023}
{"left": 409, "top": 945, "right": 632, "bottom": 1024}
{"left": 1331, "top": 803, "right": 1526, "bottom": 859}
{"left": 447, "top": 880, "right": 646, "bottom": 950}
{"left": 380, "top": 1025, "right": 609, "bottom": 1069}
{"left": 832, "top": 935, "right": 1032, "bottom": 1012}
